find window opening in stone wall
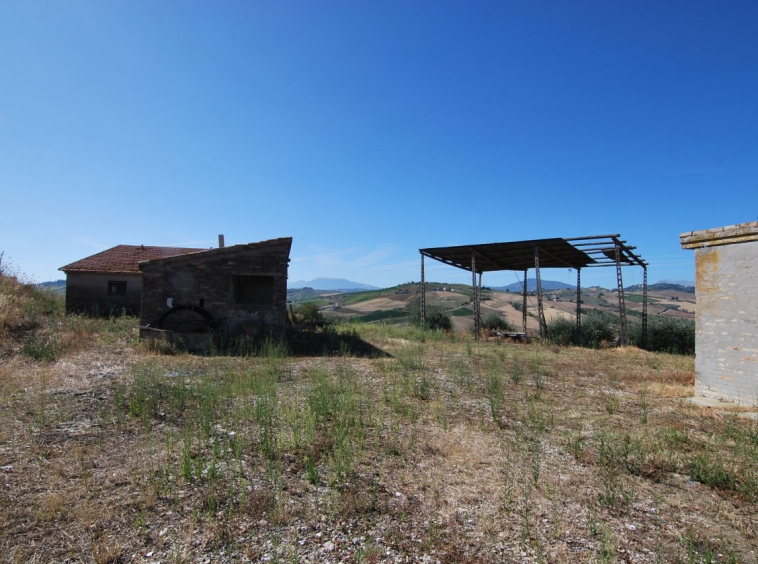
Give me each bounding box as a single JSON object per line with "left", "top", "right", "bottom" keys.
{"left": 107, "top": 281, "right": 127, "bottom": 296}
{"left": 233, "top": 275, "right": 274, "bottom": 305}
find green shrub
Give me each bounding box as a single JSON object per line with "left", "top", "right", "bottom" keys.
{"left": 546, "top": 316, "right": 576, "bottom": 346}
{"left": 580, "top": 310, "right": 618, "bottom": 348}
{"left": 544, "top": 310, "right": 616, "bottom": 349}
{"left": 293, "top": 302, "right": 324, "bottom": 325}
{"left": 408, "top": 299, "right": 452, "bottom": 331}
{"left": 427, "top": 311, "right": 452, "bottom": 332}
{"left": 629, "top": 316, "right": 695, "bottom": 355}
{"left": 545, "top": 309, "right": 695, "bottom": 355}
{"left": 649, "top": 316, "right": 695, "bottom": 355}
{"left": 481, "top": 313, "right": 514, "bottom": 332}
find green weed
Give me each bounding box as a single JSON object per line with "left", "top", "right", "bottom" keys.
{"left": 486, "top": 368, "right": 504, "bottom": 424}
{"left": 23, "top": 332, "right": 59, "bottom": 362}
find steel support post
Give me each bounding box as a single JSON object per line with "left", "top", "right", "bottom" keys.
{"left": 478, "top": 271, "right": 483, "bottom": 331}
{"left": 615, "top": 245, "right": 628, "bottom": 346}
{"left": 471, "top": 251, "right": 479, "bottom": 340}
{"left": 534, "top": 247, "right": 547, "bottom": 341}
{"left": 522, "top": 269, "right": 528, "bottom": 336}
{"left": 642, "top": 266, "right": 648, "bottom": 349}
{"left": 420, "top": 253, "right": 426, "bottom": 326}
{"left": 576, "top": 268, "right": 582, "bottom": 345}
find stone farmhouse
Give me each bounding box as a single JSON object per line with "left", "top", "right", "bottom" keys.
{"left": 680, "top": 221, "right": 758, "bottom": 405}
{"left": 60, "top": 237, "right": 293, "bottom": 348}
{"left": 59, "top": 245, "right": 205, "bottom": 315}
{"left": 139, "top": 237, "right": 292, "bottom": 348}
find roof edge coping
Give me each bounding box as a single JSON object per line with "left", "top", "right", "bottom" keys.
{"left": 138, "top": 237, "right": 293, "bottom": 268}
{"left": 680, "top": 221, "right": 758, "bottom": 249}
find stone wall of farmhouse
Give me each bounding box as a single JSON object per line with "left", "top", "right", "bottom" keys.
{"left": 694, "top": 240, "right": 758, "bottom": 404}
{"left": 140, "top": 241, "right": 290, "bottom": 340}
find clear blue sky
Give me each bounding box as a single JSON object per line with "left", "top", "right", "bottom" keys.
{"left": 1, "top": 1, "right": 756, "bottom": 289}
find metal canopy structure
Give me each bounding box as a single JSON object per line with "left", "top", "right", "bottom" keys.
{"left": 419, "top": 234, "right": 648, "bottom": 345}
{"left": 420, "top": 238, "right": 595, "bottom": 272}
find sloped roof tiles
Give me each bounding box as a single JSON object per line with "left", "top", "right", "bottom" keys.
{"left": 59, "top": 245, "right": 206, "bottom": 274}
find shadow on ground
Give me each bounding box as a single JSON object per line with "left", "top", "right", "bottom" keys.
{"left": 145, "top": 327, "right": 391, "bottom": 358}
{"left": 285, "top": 329, "right": 390, "bottom": 358}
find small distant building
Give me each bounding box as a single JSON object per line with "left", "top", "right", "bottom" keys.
{"left": 59, "top": 245, "right": 205, "bottom": 315}
{"left": 680, "top": 222, "right": 758, "bottom": 404}
{"left": 139, "top": 237, "right": 292, "bottom": 349}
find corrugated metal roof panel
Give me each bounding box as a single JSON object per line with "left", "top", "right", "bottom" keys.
{"left": 420, "top": 238, "right": 595, "bottom": 272}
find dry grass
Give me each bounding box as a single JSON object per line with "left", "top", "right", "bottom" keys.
{"left": 0, "top": 267, "right": 55, "bottom": 345}
{"left": 1, "top": 290, "right": 757, "bottom": 563}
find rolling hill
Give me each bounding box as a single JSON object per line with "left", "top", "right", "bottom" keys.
{"left": 288, "top": 278, "right": 379, "bottom": 291}
{"left": 493, "top": 279, "right": 575, "bottom": 292}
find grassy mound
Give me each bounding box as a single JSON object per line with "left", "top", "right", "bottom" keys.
{"left": 0, "top": 257, "right": 64, "bottom": 356}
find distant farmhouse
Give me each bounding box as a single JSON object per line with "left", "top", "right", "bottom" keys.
{"left": 59, "top": 245, "right": 205, "bottom": 315}
{"left": 60, "top": 237, "right": 293, "bottom": 348}
{"left": 680, "top": 222, "right": 758, "bottom": 404}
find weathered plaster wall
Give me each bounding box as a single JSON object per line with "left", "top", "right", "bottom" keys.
{"left": 694, "top": 241, "right": 758, "bottom": 404}
{"left": 140, "top": 239, "right": 291, "bottom": 342}
{"left": 65, "top": 272, "right": 142, "bottom": 315}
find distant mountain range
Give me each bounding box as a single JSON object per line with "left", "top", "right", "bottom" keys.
{"left": 288, "top": 278, "right": 379, "bottom": 291}
{"left": 492, "top": 279, "right": 575, "bottom": 292}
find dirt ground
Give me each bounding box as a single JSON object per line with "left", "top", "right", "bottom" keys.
{"left": 1, "top": 324, "right": 756, "bottom": 563}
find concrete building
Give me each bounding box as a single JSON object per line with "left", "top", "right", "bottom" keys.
{"left": 680, "top": 222, "right": 758, "bottom": 404}
{"left": 59, "top": 245, "right": 204, "bottom": 315}
{"left": 139, "top": 237, "right": 292, "bottom": 348}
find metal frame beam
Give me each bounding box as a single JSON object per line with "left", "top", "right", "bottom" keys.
{"left": 615, "top": 245, "right": 628, "bottom": 346}
{"left": 533, "top": 245, "right": 579, "bottom": 269}
{"left": 576, "top": 268, "right": 582, "bottom": 345}
{"left": 478, "top": 271, "right": 483, "bottom": 332}
{"left": 612, "top": 237, "right": 647, "bottom": 269}
{"left": 522, "top": 269, "right": 528, "bottom": 336}
{"left": 472, "top": 250, "right": 479, "bottom": 340}
{"left": 642, "top": 266, "right": 648, "bottom": 348}
{"left": 420, "top": 252, "right": 426, "bottom": 326}
{"left": 535, "top": 246, "right": 547, "bottom": 341}
{"left": 473, "top": 249, "right": 503, "bottom": 272}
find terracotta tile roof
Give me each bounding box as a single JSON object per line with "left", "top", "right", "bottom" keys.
{"left": 59, "top": 245, "right": 206, "bottom": 274}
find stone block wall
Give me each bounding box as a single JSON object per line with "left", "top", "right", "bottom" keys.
{"left": 693, "top": 242, "right": 758, "bottom": 403}
{"left": 139, "top": 238, "right": 292, "bottom": 341}
{"left": 681, "top": 222, "right": 758, "bottom": 404}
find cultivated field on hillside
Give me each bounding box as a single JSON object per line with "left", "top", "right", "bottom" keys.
{"left": 297, "top": 283, "right": 695, "bottom": 334}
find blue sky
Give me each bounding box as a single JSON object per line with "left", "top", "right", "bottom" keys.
{"left": 1, "top": 1, "right": 756, "bottom": 289}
